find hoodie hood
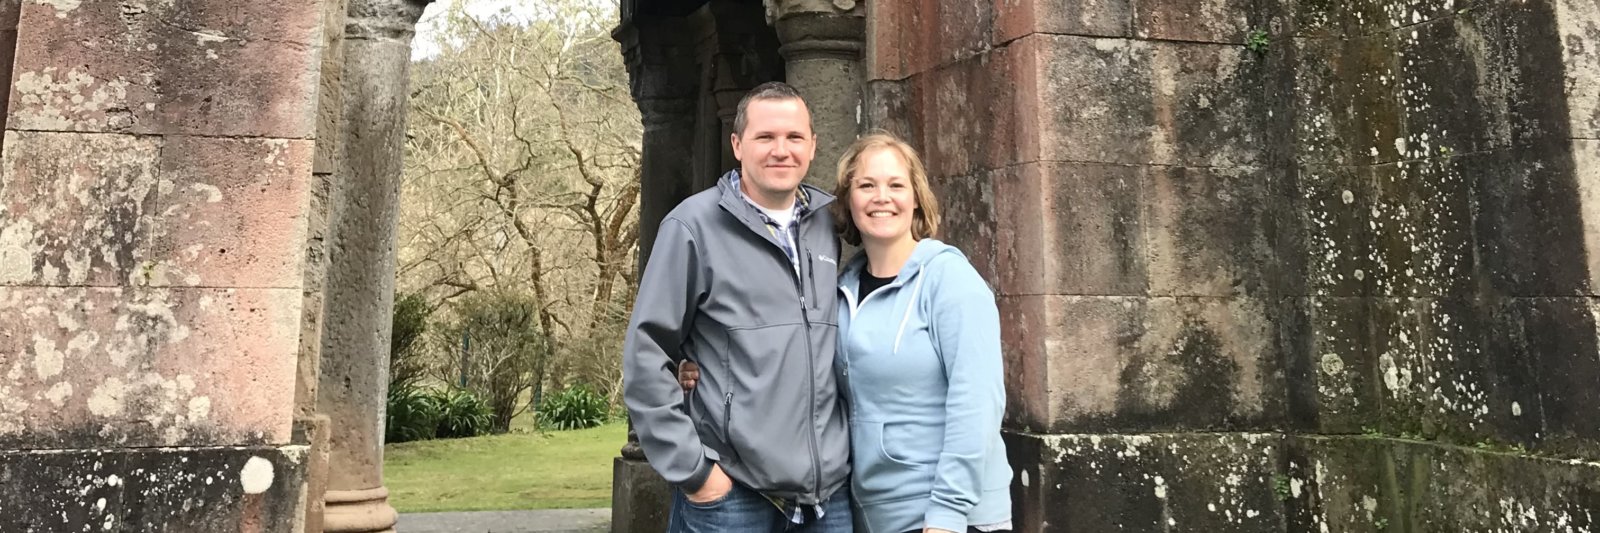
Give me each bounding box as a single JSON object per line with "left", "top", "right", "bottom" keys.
{"left": 839, "top": 238, "right": 965, "bottom": 296}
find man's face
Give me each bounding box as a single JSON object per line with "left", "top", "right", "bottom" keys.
{"left": 731, "top": 98, "right": 815, "bottom": 209}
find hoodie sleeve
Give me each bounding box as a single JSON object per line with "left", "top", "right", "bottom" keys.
{"left": 923, "top": 256, "right": 1007, "bottom": 532}
{"left": 622, "top": 217, "right": 714, "bottom": 492}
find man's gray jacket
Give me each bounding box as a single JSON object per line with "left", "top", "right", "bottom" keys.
{"left": 622, "top": 170, "right": 849, "bottom": 506}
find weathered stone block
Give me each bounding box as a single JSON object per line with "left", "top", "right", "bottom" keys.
{"left": 1471, "top": 144, "right": 1593, "bottom": 297}
{"left": 1016, "top": 34, "right": 1284, "bottom": 168}
{"left": 1558, "top": 0, "right": 1600, "bottom": 139}
{"left": 1575, "top": 140, "right": 1600, "bottom": 295}
{"left": 10, "top": 1, "right": 320, "bottom": 137}
{"left": 0, "top": 131, "right": 161, "bottom": 287}
{"left": 1147, "top": 165, "right": 1301, "bottom": 297}
{"left": 1369, "top": 158, "right": 1476, "bottom": 298}
{"left": 929, "top": 170, "right": 999, "bottom": 284}
{"left": 1133, "top": 0, "right": 1285, "bottom": 44}
{"left": 1006, "top": 431, "right": 1289, "bottom": 532}
{"left": 868, "top": 0, "right": 993, "bottom": 79}
{"left": 1484, "top": 297, "right": 1600, "bottom": 458}
{"left": 912, "top": 46, "right": 1018, "bottom": 180}
{"left": 993, "top": 0, "right": 1133, "bottom": 44}
{"left": 1292, "top": 164, "right": 1376, "bottom": 297}
{"left": 998, "top": 295, "right": 1296, "bottom": 433}
{"left": 151, "top": 137, "right": 314, "bottom": 289}
{"left": 1391, "top": 11, "right": 1517, "bottom": 158}
{"left": 1285, "top": 436, "right": 1600, "bottom": 532}
{"left": 0, "top": 444, "right": 308, "bottom": 533}
{"left": 1304, "top": 297, "right": 1382, "bottom": 434}
{"left": 1290, "top": 34, "right": 1405, "bottom": 168}
{"left": 0, "top": 286, "right": 300, "bottom": 448}
{"left": 993, "top": 162, "right": 1147, "bottom": 297}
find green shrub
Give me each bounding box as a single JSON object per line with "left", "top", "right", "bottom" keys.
{"left": 434, "top": 388, "right": 493, "bottom": 439}
{"left": 386, "top": 385, "right": 441, "bottom": 443}
{"left": 390, "top": 293, "right": 433, "bottom": 392}
{"left": 538, "top": 384, "right": 610, "bottom": 431}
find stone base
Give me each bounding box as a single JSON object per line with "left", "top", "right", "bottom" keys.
{"left": 1006, "top": 431, "right": 1600, "bottom": 532}
{"left": 0, "top": 444, "right": 309, "bottom": 533}
{"left": 611, "top": 456, "right": 671, "bottom": 533}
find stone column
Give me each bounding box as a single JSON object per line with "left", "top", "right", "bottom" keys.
{"left": 613, "top": 11, "right": 700, "bottom": 533}
{"left": 318, "top": 0, "right": 430, "bottom": 531}
{"left": 770, "top": 0, "right": 864, "bottom": 189}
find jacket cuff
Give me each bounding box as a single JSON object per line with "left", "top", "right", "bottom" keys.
{"left": 678, "top": 454, "right": 715, "bottom": 493}
{"left": 925, "top": 502, "right": 968, "bottom": 533}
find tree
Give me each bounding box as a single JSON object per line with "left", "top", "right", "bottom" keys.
{"left": 399, "top": 0, "right": 640, "bottom": 410}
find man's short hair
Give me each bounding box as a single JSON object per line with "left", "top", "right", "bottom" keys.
{"left": 733, "top": 81, "right": 808, "bottom": 136}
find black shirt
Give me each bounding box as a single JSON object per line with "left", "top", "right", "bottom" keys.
{"left": 859, "top": 268, "right": 896, "bottom": 299}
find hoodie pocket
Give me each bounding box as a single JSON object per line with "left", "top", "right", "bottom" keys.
{"left": 880, "top": 420, "right": 942, "bottom": 467}
{"left": 853, "top": 421, "right": 934, "bottom": 505}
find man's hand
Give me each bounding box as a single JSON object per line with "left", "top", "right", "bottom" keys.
{"left": 686, "top": 463, "right": 732, "bottom": 503}
{"left": 677, "top": 360, "right": 700, "bottom": 392}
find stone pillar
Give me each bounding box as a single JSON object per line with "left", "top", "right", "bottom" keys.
{"left": 0, "top": 0, "right": 17, "bottom": 148}
{"left": 298, "top": 0, "right": 353, "bottom": 529}
{"left": 318, "top": 0, "right": 430, "bottom": 531}
{"left": 613, "top": 10, "right": 701, "bottom": 533}
{"left": 770, "top": 0, "right": 864, "bottom": 189}
{"left": 0, "top": 0, "right": 324, "bottom": 530}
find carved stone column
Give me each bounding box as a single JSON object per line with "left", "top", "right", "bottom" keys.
{"left": 613, "top": 9, "right": 701, "bottom": 533}
{"left": 318, "top": 0, "right": 431, "bottom": 531}
{"left": 770, "top": 0, "right": 865, "bottom": 189}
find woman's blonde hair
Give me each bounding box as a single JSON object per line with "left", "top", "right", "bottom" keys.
{"left": 831, "top": 132, "right": 941, "bottom": 246}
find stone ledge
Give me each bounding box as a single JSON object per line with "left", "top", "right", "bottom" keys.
{"left": 0, "top": 444, "right": 309, "bottom": 533}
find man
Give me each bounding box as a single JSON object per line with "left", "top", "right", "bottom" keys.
{"left": 622, "top": 82, "right": 850, "bottom": 532}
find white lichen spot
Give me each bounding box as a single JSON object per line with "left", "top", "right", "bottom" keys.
{"left": 32, "top": 335, "right": 65, "bottom": 380}
{"left": 1153, "top": 475, "right": 1167, "bottom": 499}
{"left": 0, "top": 219, "right": 44, "bottom": 284}
{"left": 1341, "top": 190, "right": 1355, "bottom": 204}
{"left": 1512, "top": 401, "right": 1522, "bottom": 417}
{"left": 106, "top": 474, "right": 121, "bottom": 487}
{"left": 95, "top": 498, "right": 105, "bottom": 512}
{"left": 188, "top": 183, "right": 223, "bottom": 204}
{"left": 187, "top": 396, "right": 211, "bottom": 421}
{"left": 87, "top": 378, "right": 127, "bottom": 417}
{"left": 45, "top": 382, "right": 73, "bottom": 407}
{"left": 240, "top": 456, "right": 275, "bottom": 494}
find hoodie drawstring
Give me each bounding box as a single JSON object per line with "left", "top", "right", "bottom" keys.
{"left": 893, "top": 268, "right": 925, "bottom": 354}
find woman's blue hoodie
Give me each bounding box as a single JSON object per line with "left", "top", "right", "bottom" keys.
{"left": 836, "top": 239, "right": 1012, "bottom": 533}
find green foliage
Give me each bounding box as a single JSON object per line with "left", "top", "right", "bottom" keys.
{"left": 1246, "top": 29, "right": 1271, "bottom": 53}
{"left": 391, "top": 292, "right": 433, "bottom": 391}
{"left": 386, "top": 385, "right": 441, "bottom": 444}
{"left": 386, "top": 386, "right": 493, "bottom": 443}
{"left": 1272, "top": 474, "right": 1293, "bottom": 501}
{"left": 433, "top": 292, "right": 551, "bottom": 433}
{"left": 538, "top": 384, "right": 610, "bottom": 431}
{"left": 435, "top": 388, "right": 494, "bottom": 438}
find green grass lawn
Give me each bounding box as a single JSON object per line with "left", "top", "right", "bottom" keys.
{"left": 385, "top": 421, "right": 627, "bottom": 512}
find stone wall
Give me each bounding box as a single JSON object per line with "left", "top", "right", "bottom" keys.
{"left": 0, "top": 0, "right": 326, "bottom": 530}
{"left": 867, "top": 0, "right": 1600, "bottom": 530}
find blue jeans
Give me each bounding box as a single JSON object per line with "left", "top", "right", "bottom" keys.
{"left": 669, "top": 481, "right": 852, "bottom": 533}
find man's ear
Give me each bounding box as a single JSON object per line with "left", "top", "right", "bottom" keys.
{"left": 730, "top": 133, "right": 742, "bottom": 160}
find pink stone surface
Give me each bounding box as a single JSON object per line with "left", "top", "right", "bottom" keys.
{"left": 993, "top": 161, "right": 1148, "bottom": 297}
{"left": 1133, "top": 0, "right": 1254, "bottom": 43}
{"left": 10, "top": 1, "right": 320, "bottom": 137}
{"left": 0, "top": 131, "right": 162, "bottom": 287}
{"left": 994, "top": 0, "right": 1134, "bottom": 45}
{"left": 869, "top": 0, "right": 994, "bottom": 81}
{"left": 0, "top": 286, "right": 300, "bottom": 447}
{"left": 153, "top": 137, "right": 314, "bottom": 289}
{"left": 906, "top": 46, "right": 1020, "bottom": 180}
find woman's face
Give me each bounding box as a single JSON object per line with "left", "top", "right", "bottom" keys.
{"left": 848, "top": 148, "right": 918, "bottom": 246}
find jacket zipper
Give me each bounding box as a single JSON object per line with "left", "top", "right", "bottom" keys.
{"left": 796, "top": 234, "right": 822, "bottom": 501}
{"left": 722, "top": 392, "right": 740, "bottom": 463}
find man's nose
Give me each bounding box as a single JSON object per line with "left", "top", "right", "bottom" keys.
{"left": 772, "top": 138, "right": 792, "bottom": 158}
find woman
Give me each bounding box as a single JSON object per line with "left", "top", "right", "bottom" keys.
{"left": 679, "top": 133, "right": 1012, "bottom": 533}
{"left": 830, "top": 133, "right": 1011, "bottom": 533}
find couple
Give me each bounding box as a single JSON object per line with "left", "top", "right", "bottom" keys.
{"left": 622, "top": 82, "right": 1012, "bottom": 533}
